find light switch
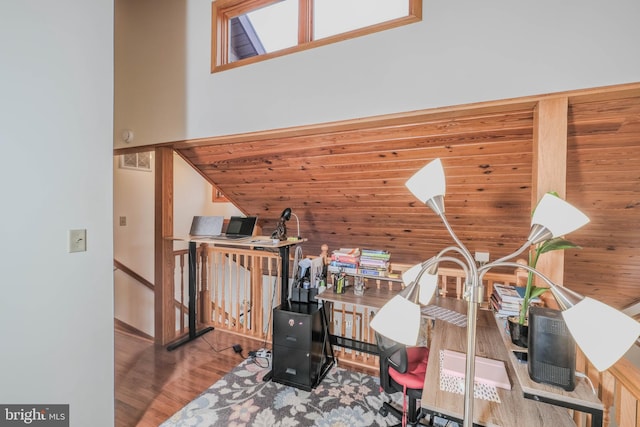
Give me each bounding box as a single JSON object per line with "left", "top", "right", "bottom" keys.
{"left": 69, "top": 229, "right": 87, "bottom": 253}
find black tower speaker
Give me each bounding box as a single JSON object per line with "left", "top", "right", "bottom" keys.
{"left": 528, "top": 306, "right": 576, "bottom": 391}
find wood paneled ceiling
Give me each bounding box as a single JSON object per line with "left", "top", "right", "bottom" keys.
{"left": 177, "top": 105, "right": 535, "bottom": 264}
{"left": 171, "top": 84, "right": 640, "bottom": 309}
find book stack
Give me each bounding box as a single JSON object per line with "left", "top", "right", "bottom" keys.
{"left": 490, "top": 283, "right": 540, "bottom": 318}
{"left": 359, "top": 249, "right": 391, "bottom": 277}
{"left": 328, "top": 248, "right": 360, "bottom": 275}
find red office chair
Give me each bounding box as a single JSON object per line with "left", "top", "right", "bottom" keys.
{"left": 376, "top": 332, "right": 430, "bottom": 427}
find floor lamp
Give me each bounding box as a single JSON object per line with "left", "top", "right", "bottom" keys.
{"left": 371, "top": 158, "right": 640, "bottom": 427}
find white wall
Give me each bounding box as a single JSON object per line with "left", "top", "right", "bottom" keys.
{"left": 113, "top": 154, "right": 156, "bottom": 335}
{"left": 113, "top": 152, "right": 240, "bottom": 335}
{"left": 114, "top": 0, "right": 640, "bottom": 149}
{"left": 0, "top": 1, "right": 115, "bottom": 425}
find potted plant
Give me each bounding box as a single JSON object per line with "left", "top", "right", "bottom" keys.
{"left": 508, "top": 195, "right": 583, "bottom": 347}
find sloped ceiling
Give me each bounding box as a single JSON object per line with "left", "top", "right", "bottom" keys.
{"left": 171, "top": 85, "right": 640, "bottom": 310}
{"left": 176, "top": 103, "right": 535, "bottom": 265}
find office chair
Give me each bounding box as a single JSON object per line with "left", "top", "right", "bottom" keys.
{"left": 376, "top": 332, "right": 430, "bottom": 427}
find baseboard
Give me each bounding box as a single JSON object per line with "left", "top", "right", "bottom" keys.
{"left": 114, "top": 318, "right": 153, "bottom": 341}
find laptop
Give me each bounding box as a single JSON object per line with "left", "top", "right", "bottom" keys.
{"left": 189, "top": 216, "right": 224, "bottom": 238}
{"left": 217, "top": 216, "right": 258, "bottom": 240}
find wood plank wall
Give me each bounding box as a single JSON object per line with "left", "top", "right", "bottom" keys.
{"left": 566, "top": 92, "right": 640, "bottom": 308}
{"left": 168, "top": 83, "right": 640, "bottom": 310}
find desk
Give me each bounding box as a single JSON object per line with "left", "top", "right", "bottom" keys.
{"left": 166, "top": 236, "right": 302, "bottom": 351}
{"left": 421, "top": 300, "right": 576, "bottom": 427}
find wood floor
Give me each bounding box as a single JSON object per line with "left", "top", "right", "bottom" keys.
{"left": 115, "top": 325, "right": 377, "bottom": 426}
{"left": 115, "top": 326, "right": 268, "bottom": 427}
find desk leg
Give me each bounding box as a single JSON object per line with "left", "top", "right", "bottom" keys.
{"left": 279, "top": 245, "right": 290, "bottom": 303}
{"left": 319, "top": 303, "right": 336, "bottom": 376}
{"left": 523, "top": 392, "right": 603, "bottom": 427}
{"left": 167, "top": 241, "right": 214, "bottom": 351}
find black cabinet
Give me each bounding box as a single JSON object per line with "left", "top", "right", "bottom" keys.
{"left": 272, "top": 301, "right": 334, "bottom": 391}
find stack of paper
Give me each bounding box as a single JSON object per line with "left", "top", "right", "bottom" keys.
{"left": 441, "top": 349, "right": 511, "bottom": 390}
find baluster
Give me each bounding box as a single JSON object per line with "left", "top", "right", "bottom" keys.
{"left": 199, "top": 243, "right": 211, "bottom": 324}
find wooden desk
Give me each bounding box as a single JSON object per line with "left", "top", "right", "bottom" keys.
{"left": 421, "top": 302, "right": 575, "bottom": 427}
{"left": 166, "top": 235, "right": 302, "bottom": 350}
{"left": 315, "top": 286, "right": 398, "bottom": 311}
{"left": 494, "top": 316, "right": 603, "bottom": 426}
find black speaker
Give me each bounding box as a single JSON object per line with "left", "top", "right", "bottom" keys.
{"left": 527, "top": 306, "right": 576, "bottom": 391}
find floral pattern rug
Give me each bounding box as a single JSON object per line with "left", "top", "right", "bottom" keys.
{"left": 161, "top": 359, "right": 407, "bottom": 427}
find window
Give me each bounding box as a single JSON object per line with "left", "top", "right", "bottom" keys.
{"left": 212, "top": 0, "right": 422, "bottom": 72}
{"left": 119, "top": 152, "right": 152, "bottom": 171}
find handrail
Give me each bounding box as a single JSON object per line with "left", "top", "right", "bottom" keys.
{"left": 114, "top": 257, "right": 189, "bottom": 327}
{"left": 114, "top": 259, "right": 154, "bottom": 290}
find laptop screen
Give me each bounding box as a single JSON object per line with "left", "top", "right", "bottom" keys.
{"left": 189, "top": 216, "right": 224, "bottom": 236}
{"left": 226, "top": 216, "right": 257, "bottom": 236}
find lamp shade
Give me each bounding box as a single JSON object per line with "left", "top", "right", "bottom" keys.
{"left": 418, "top": 270, "right": 439, "bottom": 305}
{"left": 370, "top": 295, "right": 421, "bottom": 346}
{"left": 405, "top": 158, "right": 446, "bottom": 204}
{"left": 531, "top": 194, "right": 590, "bottom": 238}
{"left": 401, "top": 262, "right": 425, "bottom": 285}
{"left": 562, "top": 297, "right": 640, "bottom": 371}
{"left": 280, "top": 208, "right": 292, "bottom": 221}
{"left": 400, "top": 260, "right": 439, "bottom": 305}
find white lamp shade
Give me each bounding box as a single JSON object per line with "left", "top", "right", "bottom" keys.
{"left": 405, "top": 158, "right": 446, "bottom": 204}
{"left": 418, "top": 270, "right": 439, "bottom": 305}
{"left": 401, "top": 262, "right": 424, "bottom": 285}
{"left": 531, "top": 193, "right": 590, "bottom": 238}
{"left": 370, "top": 295, "right": 421, "bottom": 346}
{"left": 562, "top": 297, "right": 640, "bottom": 371}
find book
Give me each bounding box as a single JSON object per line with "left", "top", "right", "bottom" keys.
{"left": 490, "top": 295, "right": 520, "bottom": 317}
{"left": 361, "top": 249, "right": 391, "bottom": 260}
{"left": 359, "top": 258, "right": 389, "bottom": 267}
{"left": 329, "top": 260, "right": 358, "bottom": 269}
{"left": 331, "top": 254, "right": 360, "bottom": 264}
{"left": 493, "top": 283, "right": 541, "bottom": 304}
{"left": 492, "top": 283, "right": 525, "bottom": 303}
{"left": 359, "top": 268, "right": 388, "bottom": 277}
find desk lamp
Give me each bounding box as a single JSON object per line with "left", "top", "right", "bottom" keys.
{"left": 272, "top": 207, "right": 301, "bottom": 240}
{"left": 371, "top": 158, "right": 640, "bottom": 427}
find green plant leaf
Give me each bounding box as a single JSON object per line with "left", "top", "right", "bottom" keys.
{"left": 529, "top": 286, "right": 548, "bottom": 299}
{"left": 537, "top": 238, "right": 582, "bottom": 255}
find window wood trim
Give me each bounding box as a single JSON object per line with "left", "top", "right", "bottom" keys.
{"left": 211, "top": 0, "right": 422, "bottom": 73}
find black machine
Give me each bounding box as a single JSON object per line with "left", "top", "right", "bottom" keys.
{"left": 527, "top": 306, "right": 576, "bottom": 391}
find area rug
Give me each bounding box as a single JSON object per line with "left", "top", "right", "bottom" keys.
{"left": 161, "top": 359, "right": 407, "bottom": 427}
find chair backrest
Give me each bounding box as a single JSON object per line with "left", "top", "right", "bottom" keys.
{"left": 375, "top": 331, "right": 410, "bottom": 394}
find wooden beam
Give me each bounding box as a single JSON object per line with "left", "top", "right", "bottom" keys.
{"left": 532, "top": 97, "right": 568, "bottom": 286}
{"left": 155, "top": 147, "right": 176, "bottom": 345}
